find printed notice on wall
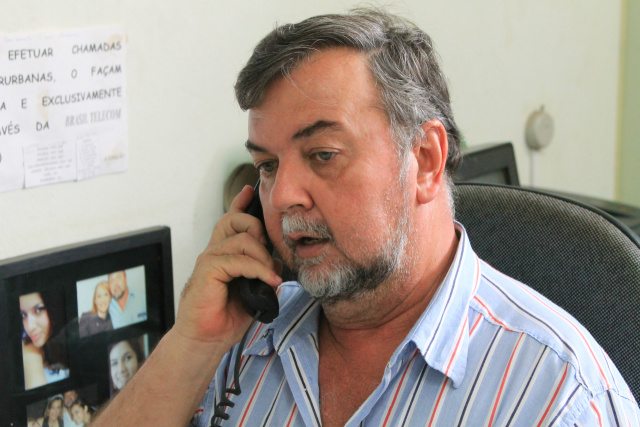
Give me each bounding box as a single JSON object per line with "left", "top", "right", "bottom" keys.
{"left": 0, "top": 27, "right": 127, "bottom": 192}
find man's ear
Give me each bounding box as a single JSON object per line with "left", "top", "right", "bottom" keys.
{"left": 413, "top": 120, "right": 448, "bottom": 205}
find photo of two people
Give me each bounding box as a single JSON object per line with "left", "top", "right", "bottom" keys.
{"left": 76, "top": 265, "right": 147, "bottom": 338}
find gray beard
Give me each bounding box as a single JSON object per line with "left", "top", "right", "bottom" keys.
{"left": 281, "top": 188, "right": 411, "bottom": 305}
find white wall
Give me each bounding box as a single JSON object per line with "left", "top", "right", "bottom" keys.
{"left": 619, "top": 0, "right": 640, "bottom": 206}
{"left": 0, "top": 0, "right": 623, "bottom": 309}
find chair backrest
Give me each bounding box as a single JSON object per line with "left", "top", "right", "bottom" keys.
{"left": 454, "top": 183, "right": 640, "bottom": 400}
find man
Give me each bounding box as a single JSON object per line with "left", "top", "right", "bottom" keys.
{"left": 95, "top": 8, "right": 640, "bottom": 427}
{"left": 62, "top": 390, "right": 77, "bottom": 426}
{"left": 108, "top": 270, "right": 147, "bottom": 328}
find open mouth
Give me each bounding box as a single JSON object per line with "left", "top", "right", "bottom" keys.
{"left": 282, "top": 215, "right": 334, "bottom": 256}
{"left": 286, "top": 233, "right": 330, "bottom": 247}
{"left": 285, "top": 233, "right": 331, "bottom": 259}
{"left": 298, "top": 236, "right": 327, "bottom": 245}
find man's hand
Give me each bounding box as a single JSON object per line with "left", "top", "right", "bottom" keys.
{"left": 174, "top": 184, "right": 282, "bottom": 351}
{"left": 93, "top": 185, "right": 282, "bottom": 427}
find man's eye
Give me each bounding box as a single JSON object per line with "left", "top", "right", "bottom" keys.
{"left": 257, "top": 161, "right": 276, "bottom": 173}
{"left": 314, "top": 152, "right": 335, "bottom": 162}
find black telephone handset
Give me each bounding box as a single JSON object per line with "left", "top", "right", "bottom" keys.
{"left": 230, "top": 181, "right": 279, "bottom": 324}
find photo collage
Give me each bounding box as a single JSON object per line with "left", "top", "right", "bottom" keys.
{"left": 18, "top": 266, "right": 150, "bottom": 427}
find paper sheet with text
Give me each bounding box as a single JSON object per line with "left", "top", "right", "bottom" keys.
{"left": 0, "top": 26, "right": 127, "bottom": 192}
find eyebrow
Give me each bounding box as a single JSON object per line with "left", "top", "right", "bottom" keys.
{"left": 244, "top": 140, "right": 267, "bottom": 154}
{"left": 292, "top": 120, "right": 340, "bottom": 139}
{"left": 245, "top": 120, "right": 340, "bottom": 154}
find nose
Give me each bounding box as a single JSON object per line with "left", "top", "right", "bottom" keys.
{"left": 267, "top": 161, "right": 313, "bottom": 212}
{"left": 25, "top": 314, "right": 37, "bottom": 333}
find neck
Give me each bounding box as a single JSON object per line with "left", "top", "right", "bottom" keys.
{"left": 118, "top": 289, "right": 129, "bottom": 310}
{"left": 27, "top": 341, "right": 46, "bottom": 357}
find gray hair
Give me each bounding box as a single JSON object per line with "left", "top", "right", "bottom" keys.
{"left": 235, "top": 7, "right": 462, "bottom": 193}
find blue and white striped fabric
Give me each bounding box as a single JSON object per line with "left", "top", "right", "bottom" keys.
{"left": 191, "top": 224, "right": 640, "bottom": 427}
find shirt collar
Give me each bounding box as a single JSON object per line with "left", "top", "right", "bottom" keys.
{"left": 394, "top": 223, "right": 480, "bottom": 387}
{"left": 244, "top": 223, "right": 480, "bottom": 388}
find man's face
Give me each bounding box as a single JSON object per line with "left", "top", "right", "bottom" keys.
{"left": 248, "top": 48, "right": 415, "bottom": 303}
{"left": 63, "top": 390, "right": 77, "bottom": 408}
{"left": 108, "top": 271, "right": 127, "bottom": 300}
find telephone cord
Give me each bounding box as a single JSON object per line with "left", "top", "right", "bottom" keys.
{"left": 210, "top": 311, "right": 261, "bottom": 427}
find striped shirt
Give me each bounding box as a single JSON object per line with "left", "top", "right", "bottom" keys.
{"left": 191, "top": 224, "right": 640, "bottom": 427}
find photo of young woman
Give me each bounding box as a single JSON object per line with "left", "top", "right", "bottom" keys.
{"left": 39, "top": 395, "right": 63, "bottom": 427}
{"left": 78, "top": 281, "right": 113, "bottom": 338}
{"left": 20, "top": 291, "right": 69, "bottom": 390}
{"left": 108, "top": 335, "right": 147, "bottom": 396}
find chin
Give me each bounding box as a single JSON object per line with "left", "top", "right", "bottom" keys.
{"left": 31, "top": 335, "right": 47, "bottom": 348}
{"left": 297, "top": 266, "right": 354, "bottom": 301}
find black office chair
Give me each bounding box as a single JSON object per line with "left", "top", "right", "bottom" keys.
{"left": 454, "top": 183, "right": 640, "bottom": 401}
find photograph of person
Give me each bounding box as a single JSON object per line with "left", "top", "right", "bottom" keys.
{"left": 69, "top": 397, "right": 96, "bottom": 427}
{"left": 27, "top": 386, "right": 98, "bottom": 427}
{"left": 20, "top": 290, "right": 69, "bottom": 390}
{"left": 77, "top": 281, "right": 113, "bottom": 338}
{"left": 61, "top": 390, "right": 79, "bottom": 426}
{"left": 40, "top": 395, "right": 63, "bottom": 427}
{"left": 108, "top": 335, "right": 148, "bottom": 396}
{"left": 76, "top": 265, "right": 147, "bottom": 334}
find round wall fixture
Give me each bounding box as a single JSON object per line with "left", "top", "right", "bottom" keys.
{"left": 525, "top": 107, "right": 554, "bottom": 150}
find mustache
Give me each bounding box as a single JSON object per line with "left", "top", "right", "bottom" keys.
{"left": 282, "top": 213, "right": 334, "bottom": 248}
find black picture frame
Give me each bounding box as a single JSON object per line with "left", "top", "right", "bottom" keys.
{"left": 0, "top": 226, "right": 174, "bottom": 427}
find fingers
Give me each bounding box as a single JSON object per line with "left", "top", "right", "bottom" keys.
{"left": 181, "top": 251, "right": 282, "bottom": 316}
{"left": 186, "top": 181, "right": 281, "bottom": 298}
{"left": 216, "top": 232, "right": 271, "bottom": 264}
{"left": 201, "top": 232, "right": 278, "bottom": 279}
{"left": 195, "top": 180, "right": 280, "bottom": 288}
{"left": 176, "top": 184, "right": 279, "bottom": 345}
{"left": 209, "top": 185, "right": 268, "bottom": 247}
{"left": 204, "top": 252, "right": 282, "bottom": 289}
{"left": 228, "top": 185, "right": 255, "bottom": 213}
{"left": 210, "top": 212, "right": 268, "bottom": 248}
